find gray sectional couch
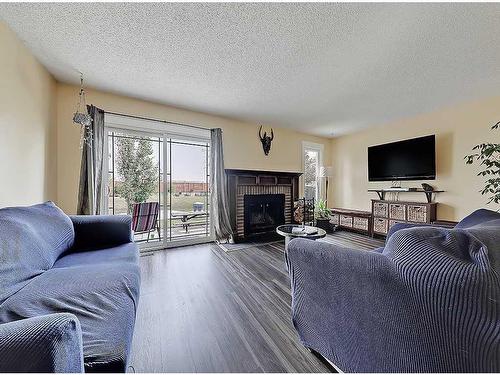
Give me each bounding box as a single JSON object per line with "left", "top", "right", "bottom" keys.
{"left": 287, "top": 208, "right": 500, "bottom": 372}
{"left": 0, "top": 202, "right": 141, "bottom": 372}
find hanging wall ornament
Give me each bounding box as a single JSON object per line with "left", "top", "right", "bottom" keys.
{"left": 73, "top": 73, "right": 93, "bottom": 148}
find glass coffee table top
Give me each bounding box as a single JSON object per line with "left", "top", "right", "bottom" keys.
{"left": 276, "top": 224, "right": 326, "bottom": 240}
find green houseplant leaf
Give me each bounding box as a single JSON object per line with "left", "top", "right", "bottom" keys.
{"left": 465, "top": 121, "right": 500, "bottom": 208}
{"left": 315, "top": 199, "right": 332, "bottom": 220}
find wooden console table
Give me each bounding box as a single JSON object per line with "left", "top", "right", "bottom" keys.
{"left": 330, "top": 199, "right": 439, "bottom": 238}
{"left": 329, "top": 187, "right": 443, "bottom": 237}
{"left": 329, "top": 208, "right": 373, "bottom": 236}
{"left": 371, "top": 199, "right": 437, "bottom": 236}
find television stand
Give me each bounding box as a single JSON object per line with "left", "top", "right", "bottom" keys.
{"left": 368, "top": 188, "right": 444, "bottom": 203}
{"left": 371, "top": 199, "right": 437, "bottom": 237}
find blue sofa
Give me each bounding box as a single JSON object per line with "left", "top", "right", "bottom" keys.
{"left": 0, "top": 202, "right": 141, "bottom": 372}
{"left": 287, "top": 209, "right": 500, "bottom": 372}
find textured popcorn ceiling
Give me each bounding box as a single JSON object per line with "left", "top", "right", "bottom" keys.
{"left": 1, "top": 3, "right": 500, "bottom": 137}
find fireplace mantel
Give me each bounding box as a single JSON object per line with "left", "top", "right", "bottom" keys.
{"left": 225, "top": 169, "right": 302, "bottom": 242}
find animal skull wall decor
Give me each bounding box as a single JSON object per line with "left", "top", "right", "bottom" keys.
{"left": 258, "top": 125, "right": 274, "bottom": 156}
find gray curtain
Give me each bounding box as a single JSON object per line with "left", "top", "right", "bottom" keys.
{"left": 210, "top": 128, "right": 234, "bottom": 242}
{"left": 77, "top": 105, "right": 105, "bottom": 215}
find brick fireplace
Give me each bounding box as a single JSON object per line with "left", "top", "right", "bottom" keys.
{"left": 226, "top": 169, "right": 302, "bottom": 242}
{"left": 244, "top": 194, "right": 285, "bottom": 236}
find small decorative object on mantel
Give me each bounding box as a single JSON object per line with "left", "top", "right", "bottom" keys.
{"left": 73, "top": 73, "right": 93, "bottom": 148}
{"left": 258, "top": 125, "right": 274, "bottom": 156}
{"left": 465, "top": 121, "right": 500, "bottom": 207}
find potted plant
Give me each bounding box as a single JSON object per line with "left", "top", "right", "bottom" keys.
{"left": 315, "top": 199, "right": 333, "bottom": 233}
{"left": 465, "top": 121, "right": 500, "bottom": 208}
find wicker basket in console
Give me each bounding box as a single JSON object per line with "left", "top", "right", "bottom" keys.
{"left": 330, "top": 214, "right": 340, "bottom": 225}
{"left": 353, "top": 217, "right": 369, "bottom": 231}
{"left": 340, "top": 215, "right": 353, "bottom": 227}
{"left": 373, "top": 218, "right": 388, "bottom": 234}
{"left": 389, "top": 203, "right": 406, "bottom": 220}
{"left": 371, "top": 199, "right": 437, "bottom": 237}
{"left": 373, "top": 202, "right": 388, "bottom": 217}
{"left": 407, "top": 204, "right": 428, "bottom": 223}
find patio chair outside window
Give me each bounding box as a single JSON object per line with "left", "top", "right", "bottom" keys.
{"left": 131, "top": 202, "right": 160, "bottom": 242}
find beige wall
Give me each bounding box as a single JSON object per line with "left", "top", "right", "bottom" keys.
{"left": 4, "top": 18, "right": 497, "bottom": 221}
{"left": 0, "top": 22, "right": 57, "bottom": 208}
{"left": 330, "top": 96, "right": 500, "bottom": 221}
{"left": 57, "top": 83, "right": 331, "bottom": 214}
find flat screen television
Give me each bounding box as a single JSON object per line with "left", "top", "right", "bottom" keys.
{"left": 368, "top": 135, "right": 436, "bottom": 181}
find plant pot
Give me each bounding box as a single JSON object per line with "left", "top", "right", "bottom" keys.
{"left": 315, "top": 218, "right": 333, "bottom": 233}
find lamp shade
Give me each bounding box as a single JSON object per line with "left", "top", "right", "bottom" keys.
{"left": 319, "top": 166, "right": 334, "bottom": 178}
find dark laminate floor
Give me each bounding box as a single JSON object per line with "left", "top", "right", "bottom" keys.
{"left": 129, "top": 231, "right": 384, "bottom": 373}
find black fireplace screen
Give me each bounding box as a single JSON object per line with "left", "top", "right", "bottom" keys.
{"left": 244, "top": 194, "right": 285, "bottom": 236}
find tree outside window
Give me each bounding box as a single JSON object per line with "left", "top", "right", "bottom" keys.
{"left": 115, "top": 136, "right": 158, "bottom": 214}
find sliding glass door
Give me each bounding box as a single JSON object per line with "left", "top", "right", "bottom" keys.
{"left": 104, "top": 125, "right": 212, "bottom": 250}
{"left": 166, "top": 138, "right": 210, "bottom": 242}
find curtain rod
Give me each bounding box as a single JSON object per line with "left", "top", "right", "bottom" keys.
{"left": 104, "top": 110, "right": 212, "bottom": 132}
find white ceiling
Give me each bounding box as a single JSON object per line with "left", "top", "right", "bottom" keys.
{"left": 1, "top": 3, "right": 500, "bottom": 137}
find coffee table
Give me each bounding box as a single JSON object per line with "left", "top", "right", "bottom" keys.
{"left": 276, "top": 224, "right": 326, "bottom": 249}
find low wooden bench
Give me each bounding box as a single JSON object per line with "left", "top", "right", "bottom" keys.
{"left": 329, "top": 208, "right": 373, "bottom": 236}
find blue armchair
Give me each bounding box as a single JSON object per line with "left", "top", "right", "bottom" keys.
{"left": 286, "top": 209, "right": 500, "bottom": 372}
{"left": 0, "top": 202, "right": 140, "bottom": 372}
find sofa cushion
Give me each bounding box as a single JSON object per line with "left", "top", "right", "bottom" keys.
{"left": 0, "top": 243, "right": 140, "bottom": 372}
{"left": 0, "top": 202, "right": 74, "bottom": 304}
{"left": 455, "top": 208, "right": 500, "bottom": 229}
{"left": 54, "top": 241, "right": 139, "bottom": 269}
{"left": 384, "top": 216, "right": 500, "bottom": 266}
{"left": 69, "top": 215, "right": 133, "bottom": 252}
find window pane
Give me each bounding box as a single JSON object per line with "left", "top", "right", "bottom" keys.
{"left": 107, "top": 131, "right": 163, "bottom": 244}
{"left": 169, "top": 139, "right": 210, "bottom": 241}
{"left": 304, "top": 149, "right": 319, "bottom": 200}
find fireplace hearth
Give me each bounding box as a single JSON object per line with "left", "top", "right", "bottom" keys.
{"left": 244, "top": 194, "right": 285, "bottom": 237}
{"left": 226, "top": 169, "right": 302, "bottom": 242}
